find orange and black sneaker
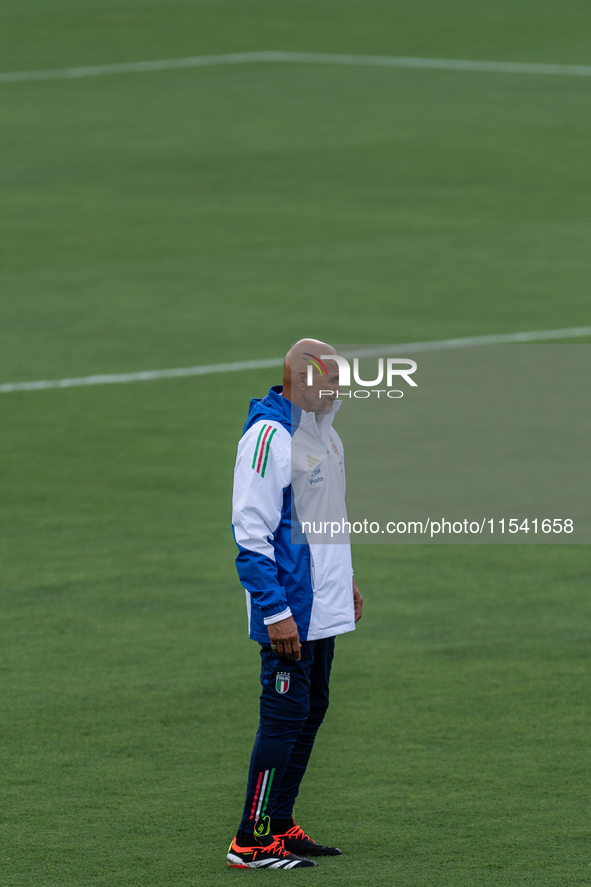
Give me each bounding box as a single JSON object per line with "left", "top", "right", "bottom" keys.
{"left": 227, "top": 815, "right": 317, "bottom": 869}
{"left": 272, "top": 818, "right": 342, "bottom": 857}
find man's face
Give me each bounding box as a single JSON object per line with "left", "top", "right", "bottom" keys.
{"left": 294, "top": 368, "right": 341, "bottom": 416}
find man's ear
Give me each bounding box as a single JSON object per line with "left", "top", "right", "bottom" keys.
{"left": 295, "top": 370, "right": 308, "bottom": 390}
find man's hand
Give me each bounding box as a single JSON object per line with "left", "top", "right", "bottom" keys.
{"left": 353, "top": 578, "right": 363, "bottom": 623}
{"left": 268, "top": 615, "right": 301, "bottom": 661}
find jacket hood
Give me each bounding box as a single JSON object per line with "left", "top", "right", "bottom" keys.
{"left": 243, "top": 386, "right": 300, "bottom": 436}
{"left": 243, "top": 385, "right": 341, "bottom": 437}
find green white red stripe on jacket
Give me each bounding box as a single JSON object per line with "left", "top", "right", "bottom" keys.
{"left": 251, "top": 424, "right": 277, "bottom": 477}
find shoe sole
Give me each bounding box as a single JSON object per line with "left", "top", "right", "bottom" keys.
{"left": 227, "top": 852, "right": 316, "bottom": 869}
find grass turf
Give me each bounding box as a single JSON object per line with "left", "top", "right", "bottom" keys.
{"left": 0, "top": 2, "right": 590, "bottom": 884}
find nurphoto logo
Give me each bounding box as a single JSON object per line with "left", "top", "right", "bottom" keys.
{"left": 304, "top": 353, "right": 418, "bottom": 399}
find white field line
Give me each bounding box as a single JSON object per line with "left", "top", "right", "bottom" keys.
{"left": 3, "top": 51, "right": 591, "bottom": 85}
{"left": 1, "top": 326, "right": 589, "bottom": 394}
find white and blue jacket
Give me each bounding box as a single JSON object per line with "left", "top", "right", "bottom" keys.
{"left": 232, "top": 386, "right": 355, "bottom": 643}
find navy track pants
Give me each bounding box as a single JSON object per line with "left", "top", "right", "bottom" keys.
{"left": 238, "top": 637, "right": 335, "bottom": 832}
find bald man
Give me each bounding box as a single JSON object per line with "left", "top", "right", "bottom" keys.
{"left": 227, "top": 339, "right": 363, "bottom": 870}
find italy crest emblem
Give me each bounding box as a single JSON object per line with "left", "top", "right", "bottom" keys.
{"left": 275, "top": 672, "right": 290, "bottom": 694}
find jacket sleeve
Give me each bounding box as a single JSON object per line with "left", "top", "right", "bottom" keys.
{"left": 232, "top": 423, "right": 293, "bottom": 624}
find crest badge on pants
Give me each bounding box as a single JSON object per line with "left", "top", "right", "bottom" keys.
{"left": 275, "top": 672, "right": 290, "bottom": 694}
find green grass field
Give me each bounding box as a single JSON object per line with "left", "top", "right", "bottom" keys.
{"left": 1, "top": 2, "right": 590, "bottom": 884}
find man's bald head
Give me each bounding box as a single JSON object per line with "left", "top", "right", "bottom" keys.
{"left": 282, "top": 338, "right": 340, "bottom": 415}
